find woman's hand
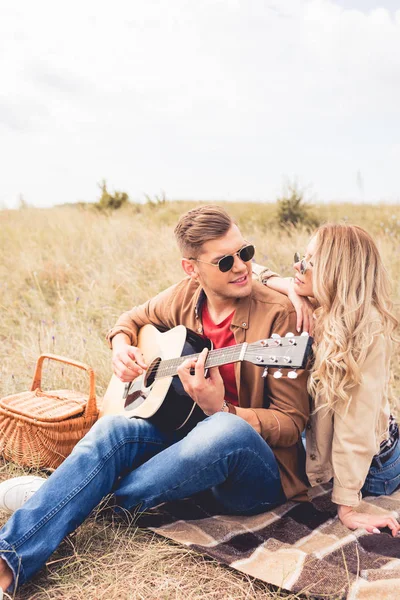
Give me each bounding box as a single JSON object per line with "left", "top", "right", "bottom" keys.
{"left": 338, "top": 504, "right": 400, "bottom": 537}
{"left": 287, "top": 278, "right": 315, "bottom": 334}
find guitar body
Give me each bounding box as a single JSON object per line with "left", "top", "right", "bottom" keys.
{"left": 100, "top": 325, "right": 212, "bottom": 430}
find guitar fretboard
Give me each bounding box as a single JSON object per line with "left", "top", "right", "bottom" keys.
{"left": 155, "top": 345, "right": 245, "bottom": 379}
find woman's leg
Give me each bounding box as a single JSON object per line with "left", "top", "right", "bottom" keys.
{"left": 362, "top": 432, "right": 400, "bottom": 497}
{"left": 115, "top": 412, "right": 285, "bottom": 515}
{"left": 0, "top": 415, "right": 178, "bottom": 591}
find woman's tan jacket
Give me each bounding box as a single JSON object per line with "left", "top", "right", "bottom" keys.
{"left": 254, "top": 267, "right": 394, "bottom": 507}
{"left": 306, "top": 316, "right": 393, "bottom": 507}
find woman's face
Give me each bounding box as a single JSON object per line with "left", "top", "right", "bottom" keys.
{"left": 293, "top": 235, "right": 317, "bottom": 297}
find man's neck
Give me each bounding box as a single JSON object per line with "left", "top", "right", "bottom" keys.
{"left": 204, "top": 296, "right": 237, "bottom": 325}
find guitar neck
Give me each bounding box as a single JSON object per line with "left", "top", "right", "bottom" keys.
{"left": 156, "top": 345, "right": 246, "bottom": 379}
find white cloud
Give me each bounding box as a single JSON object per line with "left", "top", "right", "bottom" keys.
{"left": 0, "top": 0, "right": 399, "bottom": 207}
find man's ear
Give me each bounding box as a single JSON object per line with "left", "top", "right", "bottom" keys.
{"left": 181, "top": 258, "right": 199, "bottom": 280}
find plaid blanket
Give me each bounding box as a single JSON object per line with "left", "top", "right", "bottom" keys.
{"left": 138, "top": 484, "right": 400, "bottom": 599}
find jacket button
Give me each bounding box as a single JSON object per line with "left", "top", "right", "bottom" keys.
{"left": 316, "top": 478, "right": 323, "bottom": 484}
{"left": 310, "top": 453, "right": 317, "bottom": 460}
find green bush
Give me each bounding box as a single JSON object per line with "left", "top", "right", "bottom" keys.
{"left": 276, "top": 182, "right": 320, "bottom": 231}
{"left": 96, "top": 180, "right": 130, "bottom": 211}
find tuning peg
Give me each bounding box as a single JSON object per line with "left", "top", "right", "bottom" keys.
{"left": 262, "top": 367, "right": 268, "bottom": 378}
{"left": 271, "top": 333, "right": 281, "bottom": 339}
{"left": 288, "top": 370, "right": 298, "bottom": 379}
{"left": 285, "top": 332, "right": 294, "bottom": 338}
{"left": 273, "top": 369, "right": 283, "bottom": 379}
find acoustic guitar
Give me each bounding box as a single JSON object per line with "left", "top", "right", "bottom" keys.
{"left": 100, "top": 324, "right": 312, "bottom": 431}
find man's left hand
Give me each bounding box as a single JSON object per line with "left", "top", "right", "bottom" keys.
{"left": 177, "top": 348, "right": 225, "bottom": 415}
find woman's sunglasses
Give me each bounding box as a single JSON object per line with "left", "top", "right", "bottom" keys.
{"left": 294, "top": 252, "right": 312, "bottom": 275}
{"left": 191, "top": 244, "right": 255, "bottom": 273}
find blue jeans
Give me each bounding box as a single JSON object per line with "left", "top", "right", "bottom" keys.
{"left": 362, "top": 432, "right": 400, "bottom": 497}
{"left": 0, "top": 413, "right": 285, "bottom": 590}
{"left": 300, "top": 430, "right": 400, "bottom": 496}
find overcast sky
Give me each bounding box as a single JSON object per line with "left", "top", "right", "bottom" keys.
{"left": 1, "top": 0, "right": 400, "bottom": 208}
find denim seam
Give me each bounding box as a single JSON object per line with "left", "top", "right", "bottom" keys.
{"left": 368, "top": 453, "right": 400, "bottom": 475}
{"left": 385, "top": 472, "right": 400, "bottom": 494}
{"left": 143, "top": 447, "right": 280, "bottom": 512}
{"left": 10, "top": 435, "right": 165, "bottom": 550}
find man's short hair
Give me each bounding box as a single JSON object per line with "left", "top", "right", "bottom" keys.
{"left": 174, "top": 205, "right": 234, "bottom": 258}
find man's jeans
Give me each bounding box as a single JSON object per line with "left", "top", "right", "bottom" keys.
{"left": 0, "top": 412, "right": 285, "bottom": 590}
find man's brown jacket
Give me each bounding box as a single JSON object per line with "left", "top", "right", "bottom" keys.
{"left": 107, "top": 276, "right": 310, "bottom": 501}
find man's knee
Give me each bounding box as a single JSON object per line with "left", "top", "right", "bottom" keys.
{"left": 195, "top": 412, "right": 261, "bottom": 451}
{"left": 79, "top": 414, "right": 134, "bottom": 448}
{"left": 90, "top": 414, "right": 130, "bottom": 434}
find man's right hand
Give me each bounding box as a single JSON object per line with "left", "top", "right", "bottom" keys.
{"left": 112, "top": 343, "right": 147, "bottom": 382}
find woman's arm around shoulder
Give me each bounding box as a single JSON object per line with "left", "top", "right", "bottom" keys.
{"left": 252, "top": 263, "right": 315, "bottom": 334}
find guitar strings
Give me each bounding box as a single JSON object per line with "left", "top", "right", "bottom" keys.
{"left": 150, "top": 341, "right": 305, "bottom": 379}
{"left": 141, "top": 339, "right": 306, "bottom": 381}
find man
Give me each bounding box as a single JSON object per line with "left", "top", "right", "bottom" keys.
{"left": 0, "top": 205, "right": 309, "bottom": 594}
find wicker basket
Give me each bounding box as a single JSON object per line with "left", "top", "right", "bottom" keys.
{"left": 0, "top": 354, "right": 99, "bottom": 469}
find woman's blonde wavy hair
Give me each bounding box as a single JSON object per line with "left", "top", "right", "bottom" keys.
{"left": 308, "top": 223, "right": 398, "bottom": 411}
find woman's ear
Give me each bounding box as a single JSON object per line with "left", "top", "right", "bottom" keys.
{"left": 181, "top": 258, "right": 199, "bottom": 280}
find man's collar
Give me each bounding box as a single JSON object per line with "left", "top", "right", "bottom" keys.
{"left": 194, "top": 288, "right": 207, "bottom": 319}
{"left": 194, "top": 287, "right": 250, "bottom": 330}
{"left": 230, "top": 293, "right": 251, "bottom": 330}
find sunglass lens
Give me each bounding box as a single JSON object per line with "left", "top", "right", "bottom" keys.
{"left": 294, "top": 252, "right": 301, "bottom": 264}
{"left": 218, "top": 245, "right": 255, "bottom": 272}
{"left": 240, "top": 245, "right": 255, "bottom": 262}
{"left": 218, "top": 256, "right": 234, "bottom": 272}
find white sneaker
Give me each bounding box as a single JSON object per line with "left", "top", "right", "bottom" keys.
{"left": 0, "top": 476, "right": 46, "bottom": 513}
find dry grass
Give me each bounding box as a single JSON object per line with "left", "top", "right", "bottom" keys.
{"left": 0, "top": 200, "right": 399, "bottom": 599}
{"left": 0, "top": 485, "right": 289, "bottom": 600}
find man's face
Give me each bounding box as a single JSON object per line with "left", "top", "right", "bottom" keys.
{"left": 192, "top": 224, "right": 253, "bottom": 301}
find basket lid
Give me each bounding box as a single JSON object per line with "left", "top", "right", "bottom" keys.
{"left": 0, "top": 389, "right": 88, "bottom": 422}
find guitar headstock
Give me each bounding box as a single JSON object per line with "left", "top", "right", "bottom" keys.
{"left": 245, "top": 333, "right": 313, "bottom": 372}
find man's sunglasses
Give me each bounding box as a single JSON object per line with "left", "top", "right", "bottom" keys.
{"left": 191, "top": 244, "right": 255, "bottom": 273}
{"left": 294, "top": 252, "right": 312, "bottom": 275}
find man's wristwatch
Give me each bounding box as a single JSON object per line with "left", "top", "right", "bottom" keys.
{"left": 220, "top": 400, "right": 237, "bottom": 414}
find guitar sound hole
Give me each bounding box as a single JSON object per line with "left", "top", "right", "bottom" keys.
{"left": 144, "top": 358, "right": 161, "bottom": 387}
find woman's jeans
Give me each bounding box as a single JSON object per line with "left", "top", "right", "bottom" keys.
{"left": 300, "top": 430, "right": 400, "bottom": 497}
{"left": 362, "top": 430, "right": 400, "bottom": 497}
{"left": 0, "top": 412, "right": 285, "bottom": 590}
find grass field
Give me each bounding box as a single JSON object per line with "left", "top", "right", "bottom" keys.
{"left": 0, "top": 200, "right": 399, "bottom": 599}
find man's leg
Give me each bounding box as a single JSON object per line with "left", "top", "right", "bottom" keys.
{"left": 0, "top": 415, "right": 179, "bottom": 591}
{"left": 114, "top": 412, "right": 285, "bottom": 515}
{"left": 0, "top": 412, "right": 287, "bottom": 591}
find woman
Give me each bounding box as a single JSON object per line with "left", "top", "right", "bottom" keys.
{"left": 263, "top": 223, "right": 400, "bottom": 536}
